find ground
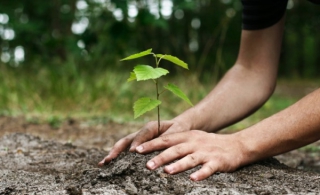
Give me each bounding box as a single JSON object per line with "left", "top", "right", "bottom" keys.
{"left": 1, "top": 116, "right": 320, "bottom": 194}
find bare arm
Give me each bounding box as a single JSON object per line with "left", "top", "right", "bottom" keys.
{"left": 238, "top": 88, "right": 320, "bottom": 164}
{"left": 175, "top": 16, "right": 285, "bottom": 132}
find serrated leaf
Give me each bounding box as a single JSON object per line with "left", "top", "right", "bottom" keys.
{"left": 133, "top": 97, "right": 161, "bottom": 119}
{"left": 156, "top": 54, "right": 189, "bottom": 69}
{"left": 164, "top": 83, "right": 193, "bottom": 106}
{"left": 133, "top": 65, "right": 169, "bottom": 81}
{"left": 120, "top": 49, "right": 152, "bottom": 61}
{"left": 127, "top": 72, "right": 136, "bottom": 82}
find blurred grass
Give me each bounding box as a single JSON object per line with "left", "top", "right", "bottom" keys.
{"left": 0, "top": 62, "right": 314, "bottom": 130}
{"left": 0, "top": 62, "right": 209, "bottom": 123}
{"left": 225, "top": 95, "right": 297, "bottom": 132}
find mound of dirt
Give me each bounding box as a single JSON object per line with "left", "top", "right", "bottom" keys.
{"left": 1, "top": 133, "right": 320, "bottom": 194}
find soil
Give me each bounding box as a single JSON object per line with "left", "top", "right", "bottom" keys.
{"left": 1, "top": 116, "right": 320, "bottom": 194}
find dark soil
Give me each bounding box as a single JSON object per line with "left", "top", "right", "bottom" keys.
{"left": 1, "top": 116, "right": 320, "bottom": 194}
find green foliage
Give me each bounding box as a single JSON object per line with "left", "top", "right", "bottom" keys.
{"left": 120, "top": 49, "right": 152, "bottom": 61}
{"left": 0, "top": 61, "right": 310, "bottom": 128}
{"left": 164, "top": 83, "right": 193, "bottom": 106}
{"left": 133, "top": 97, "right": 161, "bottom": 119}
{"left": 131, "top": 65, "right": 169, "bottom": 81}
{"left": 121, "top": 49, "right": 192, "bottom": 123}
{"left": 156, "top": 54, "right": 189, "bottom": 70}
{"left": 47, "top": 116, "right": 63, "bottom": 129}
{"left": 127, "top": 72, "right": 137, "bottom": 82}
{"left": 0, "top": 0, "right": 78, "bottom": 63}
{"left": 1, "top": 0, "right": 319, "bottom": 78}
{"left": 0, "top": 63, "right": 135, "bottom": 121}
{"left": 300, "top": 145, "right": 320, "bottom": 153}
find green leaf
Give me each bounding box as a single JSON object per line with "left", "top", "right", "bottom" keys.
{"left": 133, "top": 65, "right": 169, "bottom": 81}
{"left": 133, "top": 97, "right": 161, "bottom": 119}
{"left": 164, "top": 83, "right": 193, "bottom": 106}
{"left": 120, "top": 49, "right": 152, "bottom": 61}
{"left": 156, "top": 54, "right": 189, "bottom": 69}
{"left": 127, "top": 72, "right": 136, "bottom": 82}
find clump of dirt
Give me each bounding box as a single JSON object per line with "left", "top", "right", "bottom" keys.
{"left": 1, "top": 133, "right": 320, "bottom": 194}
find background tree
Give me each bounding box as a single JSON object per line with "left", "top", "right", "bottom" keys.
{"left": 0, "top": 0, "right": 319, "bottom": 78}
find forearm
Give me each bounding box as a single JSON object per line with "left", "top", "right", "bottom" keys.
{"left": 238, "top": 88, "right": 320, "bottom": 164}
{"left": 174, "top": 17, "right": 285, "bottom": 132}
{"left": 174, "top": 64, "right": 276, "bottom": 132}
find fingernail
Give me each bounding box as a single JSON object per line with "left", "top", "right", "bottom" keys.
{"left": 165, "top": 166, "right": 174, "bottom": 174}
{"left": 147, "top": 161, "right": 156, "bottom": 169}
{"left": 136, "top": 145, "right": 144, "bottom": 153}
{"left": 190, "top": 174, "right": 198, "bottom": 181}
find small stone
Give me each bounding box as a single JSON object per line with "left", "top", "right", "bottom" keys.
{"left": 91, "top": 179, "right": 98, "bottom": 186}
{"left": 125, "top": 182, "right": 138, "bottom": 195}
{"left": 263, "top": 173, "right": 275, "bottom": 179}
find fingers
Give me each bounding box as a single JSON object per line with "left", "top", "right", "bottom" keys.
{"left": 98, "top": 120, "right": 175, "bottom": 166}
{"left": 129, "top": 121, "right": 158, "bottom": 151}
{"left": 99, "top": 128, "right": 240, "bottom": 182}
{"left": 164, "top": 154, "right": 200, "bottom": 174}
{"left": 145, "top": 143, "right": 193, "bottom": 170}
{"left": 130, "top": 121, "right": 173, "bottom": 151}
{"left": 144, "top": 139, "right": 219, "bottom": 181}
{"left": 136, "top": 130, "right": 230, "bottom": 181}
{"left": 190, "top": 163, "right": 218, "bottom": 181}
{"left": 136, "top": 130, "right": 196, "bottom": 154}
{"left": 98, "top": 132, "right": 137, "bottom": 166}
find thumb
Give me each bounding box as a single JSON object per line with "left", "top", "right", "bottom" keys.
{"left": 130, "top": 120, "right": 173, "bottom": 151}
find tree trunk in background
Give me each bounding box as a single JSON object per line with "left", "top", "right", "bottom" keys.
{"left": 51, "top": 0, "right": 77, "bottom": 61}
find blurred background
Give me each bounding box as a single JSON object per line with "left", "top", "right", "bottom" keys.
{"left": 0, "top": 0, "right": 319, "bottom": 126}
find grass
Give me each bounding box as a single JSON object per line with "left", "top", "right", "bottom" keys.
{"left": 0, "top": 63, "right": 208, "bottom": 123}
{"left": 0, "top": 62, "right": 313, "bottom": 130}
{"left": 225, "top": 95, "right": 297, "bottom": 132}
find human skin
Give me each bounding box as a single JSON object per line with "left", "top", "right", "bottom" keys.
{"left": 99, "top": 16, "right": 320, "bottom": 181}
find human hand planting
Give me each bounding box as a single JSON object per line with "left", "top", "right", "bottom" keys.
{"left": 98, "top": 119, "right": 191, "bottom": 166}
{"left": 134, "top": 130, "right": 247, "bottom": 181}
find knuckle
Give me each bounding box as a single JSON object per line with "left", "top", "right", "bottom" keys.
{"left": 188, "top": 154, "right": 198, "bottom": 165}
{"left": 160, "top": 135, "right": 170, "bottom": 143}
{"left": 108, "top": 149, "right": 119, "bottom": 158}
{"left": 155, "top": 153, "right": 166, "bottom": 164}
{"left": 122, "top": 136, "right": 132, "bottom": 143}
{"left": 208, "top": 155, "right": 235, "bottom": 173}
{"left": 114, "top": 140, "right": 125, "bottom": 148}
{"left": 189, "top": 130, "right": 202, "bottom": 137}
{"left": 115, "top": 137, "right": 130, "bottom": 147}
{"left": 207, "top": 164, "right": 215, "bottom": 173}
{"left": 199, "top": 161, "right": 216, "bottom": 173}
{"left": 174, "top": 145, "right": 184, "bottom": 156}
{"left": 145, "top": 121, "right": 157, "bottom": 129}
{"left": 142, "top": 121, "right": 159, "bottom": 136}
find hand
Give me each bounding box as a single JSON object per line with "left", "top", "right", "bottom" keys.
{"left": 98, "top": 119, "right": 191, "bottom": 166}
{"left": 135, "top": 130, "right": 247, "bottom": 181}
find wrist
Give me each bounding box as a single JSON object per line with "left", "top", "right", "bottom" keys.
{"left": 233, "top": 129, "right": 264, "bottom": 166}
{"left": 172, "top": 108, "right": 197, "bottom": 131}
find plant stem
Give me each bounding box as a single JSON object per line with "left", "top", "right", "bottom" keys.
{"left": 154, "top": 54, "right": 161, "bottom": 135}
{"left": 155, "top": 78, "right": 160, "bottom": 135}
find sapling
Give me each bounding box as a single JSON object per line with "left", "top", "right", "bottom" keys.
{"left": 120, "top": 48, "right": 193, "bottom": 134}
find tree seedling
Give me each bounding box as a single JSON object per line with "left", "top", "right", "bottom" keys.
{"left": 120, "top": 48, "right": 193, "bottom": 134}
